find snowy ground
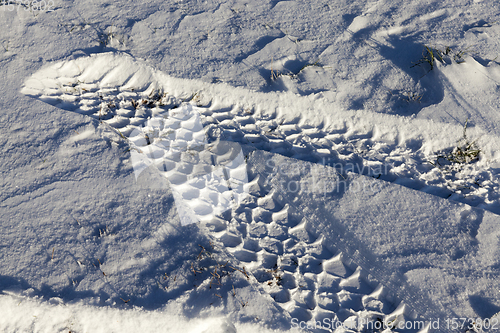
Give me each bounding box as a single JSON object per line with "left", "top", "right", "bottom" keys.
{"left": 2, "top": 0, "right": 500, "bottom": 332}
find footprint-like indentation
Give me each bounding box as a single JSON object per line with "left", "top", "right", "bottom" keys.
{"left": 252, "top": 207, "right": 273, "bottom": 223}
{"left": 22, "top": 53, "right": 494, "bottom": 331}
{"left": 242, "top": 239, "right": 261, "bottom": 252}
{"left": 253, "top": 269, "right": 273, "bottom": 283}
{"left": 317, "top": 272, "right": 341, "bottom": 294}
{"left": 271, "top": 205, "right": 289, "bottom": 225}
{"left": 337, "top": 290, "right": 363, "bottom": 312}
{"left": 323, "top": 254, "right": 351, "bottom": 278}
{"left": 384, "top": 304, "right": 415, "bottom": 329}
{"left": 261, "top": 253, "right": 279, "bottom": 269}
{"left": 279, "top": 124, "right": 300, "bottom": 136}
{"left": 289, "top": 222, "right": 315, "bottom": 243}
{"left": 300, "top": 255, "right": 323, "bottom": 275}
{"left": 362, "top": 285, "right": 391, "bottom": 313}
{"left": 204, "top": 217, "right": 227, "bottom": 232}
{"left": 256, "top": 190, "right": 278, "bottom": 211}
{"left": 316, "top": 292, "right": 340, "bottom": 312}
{"left": 271, "top": 289, "right": 290, "bottom": 303}
{"left": 266, "top": 222, "right": 287, "bottom": 240}
{"left": 248, "top": 222, "right": 267, "bottom": 238}
{"left": 292, "top": 288, "right": 317, "bottom": 311}
{"left": 181, "top": 187, "right": 200, "bottom": 200}
{"left": 339, "top": 267, "right": 371, "bottom": 294}
{"left": 165, "top": 172, "right": 188, "bottom": 185}
{"left": 173, "top": 162, "right": 194, "bottom": 175}
{"left": 219, "top": 232, "right": 242, "bottom": 248}
{"left": 189, "top": 199, "right": 213, "bottom": 216}
{"left": 280, "top": 273, "right": 297, "bottom": 289}
{"left": 299, "top": 273, "right": 317, "bottom": 290}
{"left": 232, "top": 249, "right": 258, "bottom": 262}
{"left": 259, "top": 237, "right": 283, "bottom": 255}
{"left": 280, "top": 254, "right": 299, "bottom": 272}
{"left": 287, "top": 305, "right": 313, "bottom": 323}
{"left": 243, "top": 175, "right": 265, "bottom": 196}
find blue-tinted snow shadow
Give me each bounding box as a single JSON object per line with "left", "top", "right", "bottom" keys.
{"left": 258, "top": 57, "right": 329, "bottom": 95}
{"left": 375, "top": 35, "right": 445, "bottom": 116}
{"left": 469, "top": 295, "right": 500, "bottom": 319}
{"left": 340, "top": 27, "right": 445, "bottom": 116}
{"left": 234, "top": 33, "right": 285, "bottom": 63}
{"left": 0, "top": 274, "right": 103, "bottom": 303}
{"left": 0, "top": 223, "right": 251, "bottom": 316}
{"left": 67, "top": 47, "right": 135, "bottom": 61}
{"left": 247, "top": 150, "right": 500, "bottom": 327}
{"left": 122, "top": 223, "right": 216, "bottom": 310}
{"left": 256, "top": 32, "right": 446, "bottom": 109}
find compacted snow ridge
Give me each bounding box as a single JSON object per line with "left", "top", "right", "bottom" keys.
{"left": 21, "top": 53, "right": 500, "bottom": 217}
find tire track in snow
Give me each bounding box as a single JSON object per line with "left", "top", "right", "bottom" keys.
{"left": 20, "top": 52, "right": 500, "bottom": 213}
{"left": 20, "top": 52, "right": 500, "bottom": 332}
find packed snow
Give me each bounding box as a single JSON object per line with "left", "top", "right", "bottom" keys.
{"left": 2, "top": 0, "right": 500, "bottom": 332}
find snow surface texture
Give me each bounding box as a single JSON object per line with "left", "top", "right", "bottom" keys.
{"left": 22, "top": 53, "right": 250, "bottom": 227}
{"left": 15, "top": 52, "right": 500, "bottom": 332}
{"left": 3, "top": 0, "right": 500, "bottom": 331}
{"left": 124, "top": 103, "right": 249, "bottom": 226}
{"left": 247, "top": 150, "right": 500, "bottom": 331}
{"left": 20, "top": 53, "right": 500, "bottom": 218}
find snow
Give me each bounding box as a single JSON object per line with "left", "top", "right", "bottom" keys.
{"left": 2, "top": 0, "right": 500, "bottom": 332}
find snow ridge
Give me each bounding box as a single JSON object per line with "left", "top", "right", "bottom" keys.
{"left": 21, "top": 52, "right": 500, "bottom": 217}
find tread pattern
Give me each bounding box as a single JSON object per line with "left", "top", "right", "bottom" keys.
{"left": 21, "top": 53, "right": 500, "bottom": 217}
{"left": 208, "top": 176, "right": 420, "bottom": 332}
{"left": 21, "top": 53, "right": 497, "bottom": 332}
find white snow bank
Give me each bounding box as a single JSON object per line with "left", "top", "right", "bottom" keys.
{"left": 0, "top": 292, "right": 296, "bottom": 333}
